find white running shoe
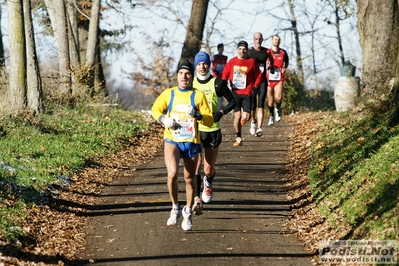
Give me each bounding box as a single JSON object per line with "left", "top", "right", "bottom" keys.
{"left": 202, "top": 176, "right": 213, "bottom": 203}
{"left": 255, "top": 127, "right": 263, "bottom": 137}
{"left": 181, "top": 206, "right": 193, "bottom": 231}
{"left": 249, "top": 121, "right": 256, "bottom": 135}
{"left": 275, "top": 109, "right": 282, "bottom": 122}
{"left": 268, "top": 116, "right": 274, "bottom": 126}
{"left": 192, "top": 196, "right": 203, "bottom": 216}
{"left": 167, "top": 207, "right": 182, "bottom": 226}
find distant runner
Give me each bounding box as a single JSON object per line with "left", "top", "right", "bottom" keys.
{"left": 222, "top": 40, "right": 262, "bottom": 146}
{"left": 266, "top": 35, "right": 289, "bottom": 126}
{"left": 248, "top": 32, "right": 274, "bottom": 136}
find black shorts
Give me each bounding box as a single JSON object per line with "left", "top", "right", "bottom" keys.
{"left": 251, "top": 81, "right": 267, "bottom": 110}
{"left": 200, "top": 129, "right": 222, "bottom": 149}
{"left": 233, "top": 92, "right": 252, "bottom": 113}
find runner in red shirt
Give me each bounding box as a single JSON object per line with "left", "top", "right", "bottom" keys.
{"left": 222, "top": 40, "right": 262, "bottom": 146}
{"left": 266, "top": 35, "right": 289, "bottom": 126}
{"left": 211, "top": 43, "right": 228, "bottom": 79}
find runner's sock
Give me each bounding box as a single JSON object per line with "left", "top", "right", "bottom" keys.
{"left": 276, "top": 102, "right": 282, "bottom": 110}
{"left": 268, "top": 106, "right": 274, "bottom": 116}
{"left": 195, "top": 174, "right": 201, "bottom": 197}
{"left": 206, "top": 172, "right": 215, "bottom": 184}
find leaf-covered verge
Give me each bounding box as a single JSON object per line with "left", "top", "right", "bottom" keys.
{"left": 285, "top": 111, "right": 399, "bottom": 265}
{"left": 0, "top": 106, "right": 163, "bottom": 265}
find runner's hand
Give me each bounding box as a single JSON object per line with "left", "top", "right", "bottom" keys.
{"left": 162, "top": 117, "right": 175, "bottom": 128}
{"left": 270, "top": 67, "right": 275, "bottom": 74}
{"left": 213, "top": 111, "right": 223, "bottom": 122}
{"left": 186, "top": 105, "right": 196, "bottom": 117}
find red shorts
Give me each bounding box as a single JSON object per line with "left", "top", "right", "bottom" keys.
{"left": 268, "top": 80, "right": 283, "bottom": 89}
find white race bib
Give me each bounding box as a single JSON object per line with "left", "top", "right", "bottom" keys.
{"left": 232, "top": 66, "right": 247, "bottom": 89}
{"left": 171, "top": 118, "right": 195, "bottom": 140}
{"left": 268, "top": 68, "right": 281, "bottom": 81}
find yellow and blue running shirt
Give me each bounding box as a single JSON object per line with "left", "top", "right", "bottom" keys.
{"left": 151, "top": 86, "right": 213, "bottom": 144}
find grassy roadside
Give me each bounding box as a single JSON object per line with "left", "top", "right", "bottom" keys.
{"left": 309, "top": 110, "right": 399, "bottom": 241}
{"left": 0, "top": 104, "right": 151, "bottom": 241}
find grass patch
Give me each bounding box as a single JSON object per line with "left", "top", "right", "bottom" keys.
{"left": 309, "top": 111, "right": 399, "bottom": 241}
{"left": 0, "top": 104, "right": 151, "bottom": 239}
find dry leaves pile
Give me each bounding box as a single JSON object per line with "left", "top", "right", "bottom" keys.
{"left": 1, "top": 112, "right": 340, "bottom": 265}
{"left": 285, "top": 112, "right": 345, "bottom": 265}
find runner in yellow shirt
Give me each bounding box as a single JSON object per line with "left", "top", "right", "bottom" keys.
{"left": 151, "top": 59, "right": 213, "bottom": 231}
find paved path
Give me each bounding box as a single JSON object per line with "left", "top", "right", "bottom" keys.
{"left": 78, "top": 115, "right": 312, "bottom": 266}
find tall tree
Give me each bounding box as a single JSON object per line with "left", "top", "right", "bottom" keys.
{"left": 66, "top": 0, "right": 81, "bottom": 94}
{"left": 7, "top": 0, "right": 43, "bottom": 112}
{"left": 24, "top": 0, "right": 44, "bottom": 112}
{"left": 178, "top": 0, "right": 209, "bottom": 66}
{"left": 66, "top": 0, "right": 80, "bottom": 67}
{"left": 356, "top": 0, "right": 399, "bottom": 97}
{"left": 85, "top": 0, "right": 106, "bottom": 95}
{"left": 44, "top": 0, "right": 71, "bottom": 94}
{"left": 287, "top": 0, "right": 304, "bottom": 83}
{"left": 8, "top": 0, "right": 27, "bottom": 110}
{"left": 0, "top": 8, "right": 5, "bottom": 68}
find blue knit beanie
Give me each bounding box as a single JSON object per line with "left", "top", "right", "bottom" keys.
{"left": 194, "top": 51, "right": 211, "bottom": 67}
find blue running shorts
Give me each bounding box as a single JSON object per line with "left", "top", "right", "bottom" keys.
{"left": 164, "top": 139, "right": 201, "bottom": 158}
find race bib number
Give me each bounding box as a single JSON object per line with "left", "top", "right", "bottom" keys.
{"left": 259, "top": 63, "right": 265, "bottom": 73}
{"left": 232, "top": 65, "right": 247, "bottom": 89}
{"left": 171, "top": 118, "right": 195, "bottom": 140}
{"left": 268, "top": 68, "right": 281, "bottom": 81}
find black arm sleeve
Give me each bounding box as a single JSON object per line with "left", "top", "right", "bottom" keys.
{"left": 283, "top": 50, "right": 289, "bottom": 68}
{"left": 215, "top": 78, "right": 236, "bottom": 115}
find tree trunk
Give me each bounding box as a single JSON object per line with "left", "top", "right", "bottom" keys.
{"left": 44, "top": 0, "right": 71, "bottom": 95}
{"left": 23, "top": 0, "right": 44, "bottom": 113}
{"left": 356, "top": 0, "right": 399, "bottom": 97}
{"left": 178, "top": 0, "right": 209, "bottom": 67}
{"left": 86, "top": 0, "right": 100, "bottom": 66}
{"left": 333, "top": 1, "right": 345, "bottom": 66}
{"left": 287, "top": 0, "right": 304, "bottom": 83}
{"left": 85, "top": 0, "right": 102, "bottom": 96}
{"left": 94, "top": 39, "right": 107, "bottom": 96}
{"left": 66, "top": 0, "right": 80, "bottom": 66}
{"left": 7, "top": 0, "right": 26, "bottom": 110}
{"left": 0, "top": 8, "right": 5, "bottom": 68}
{"left": 66, "top": 0, "right": 80, "bottom": 94}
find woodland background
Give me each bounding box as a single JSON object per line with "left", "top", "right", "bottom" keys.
{"left": 2, "top": 0, "right": 381, "bottom": 113}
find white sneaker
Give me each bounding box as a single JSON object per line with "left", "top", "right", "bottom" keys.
{"left": 202, "top": 176, "right": 213, "bottom": 203}
{"left": 181, "top": 206, "right": 193, "bottom": 231}
{"left": 275, "top": 109, "right": 282, "bottom": 122}
{"left": 268, "top": 116, "right": 274, "bottom": 126}
{"left": 249, "top": 121, "right": 256, "bottom": 135}
{"left": 167, "top": 207, "right": 182, "bottom": 226}
{"left": 192, "top": 196, "right": 203, "bottom": 216}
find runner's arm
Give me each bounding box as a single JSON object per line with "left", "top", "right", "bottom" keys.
{"left": 151, "top": 89, "right": 169, "bottom": 123}
{"left": 283, "top": 49, "right": 289, "bottom": 69}
{"left": 215, "top": 78, "right": 236, "bottom": 115}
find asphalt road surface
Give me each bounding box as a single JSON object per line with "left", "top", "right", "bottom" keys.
{"left": 79, "top": 114, "right": 313, "bottom": 266}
